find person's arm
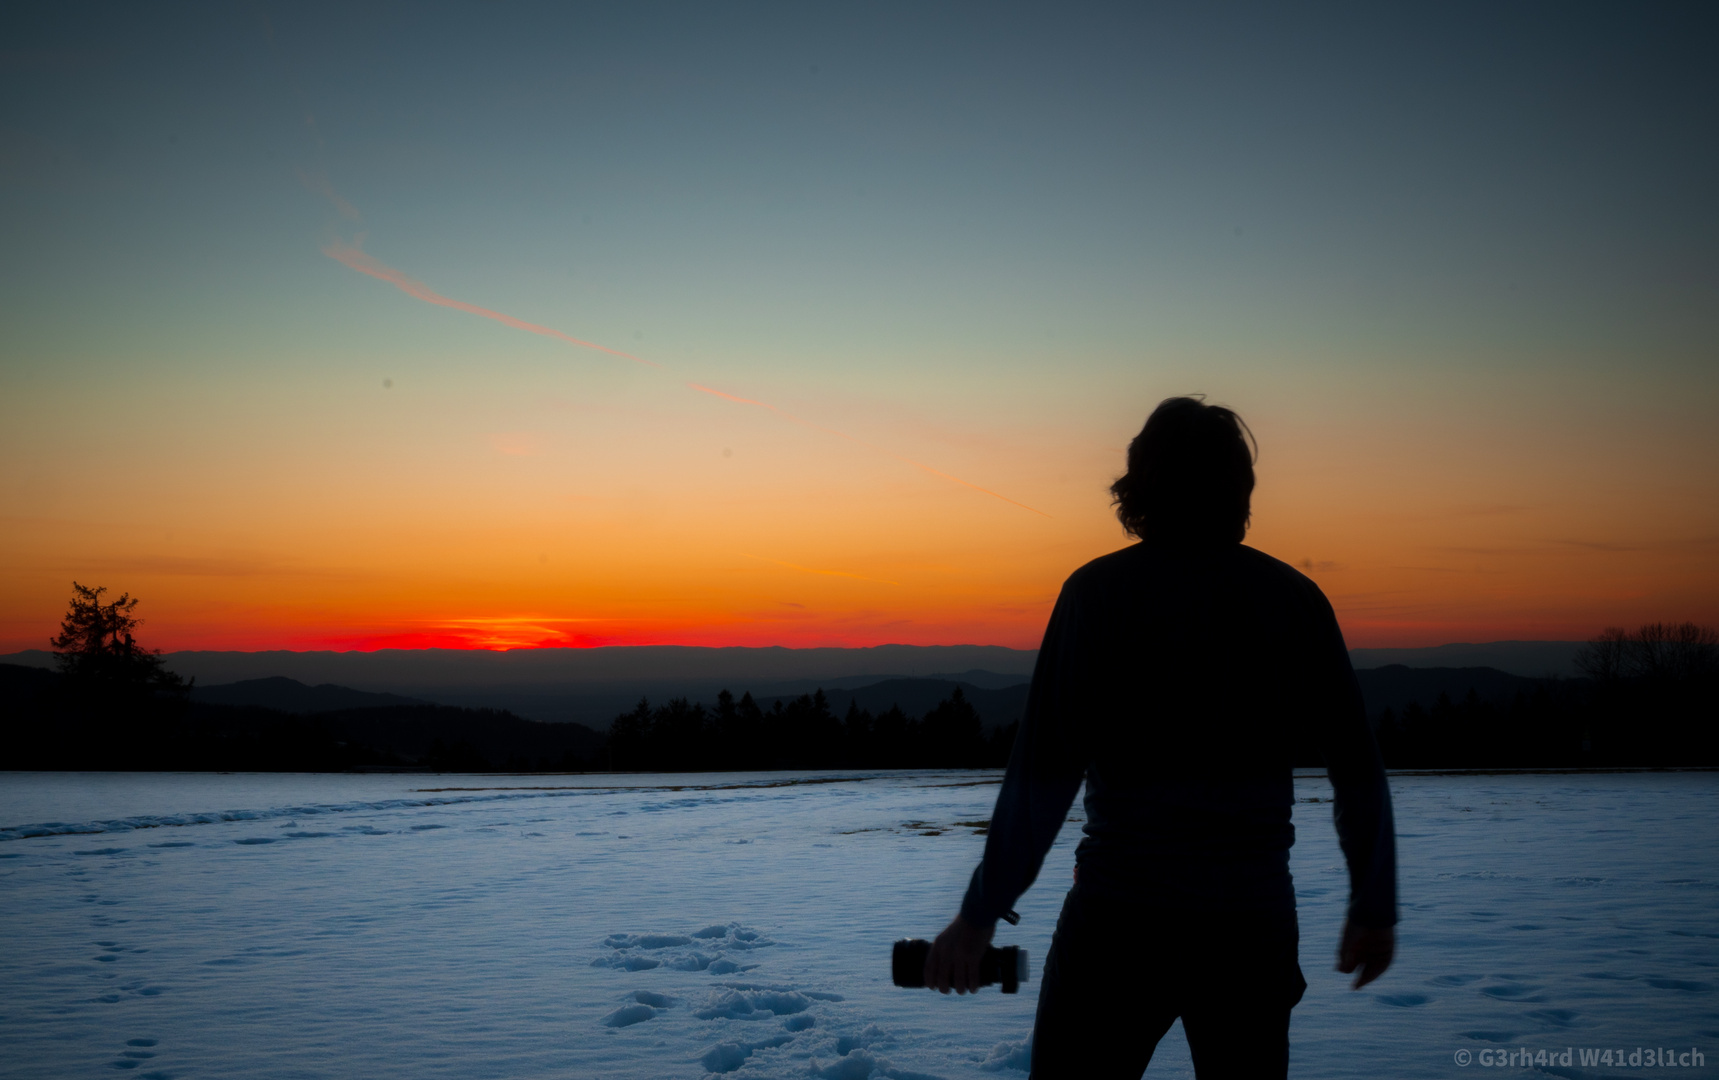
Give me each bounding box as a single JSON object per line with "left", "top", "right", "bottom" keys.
{"left": 1309, "top": 592, "right": 1398, "bottom": 988}
{"left": 925, "top": 590, "right": 1087, "bottom": 993}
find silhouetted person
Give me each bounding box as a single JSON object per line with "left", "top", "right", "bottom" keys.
{"left": 924, "top": 397, "right": 1396, "bottom": 1079}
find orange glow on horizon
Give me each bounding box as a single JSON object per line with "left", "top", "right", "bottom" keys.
{"left": 4, "top": 246, "right": 1711, "bottom": 657}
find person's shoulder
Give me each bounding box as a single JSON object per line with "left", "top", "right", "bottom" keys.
{"left": 1062, "top": 543, "right": 1145, "bottom": 591}
{"left": 1233, "top": 543, "right": 1304, "bottom": 578}
{"left": 1235, "top": 545, "right": 1335, "bottom": 608}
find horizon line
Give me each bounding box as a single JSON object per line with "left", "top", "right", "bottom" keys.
{"left": 0, "top": 637, "right": 1590, "bottom": 658}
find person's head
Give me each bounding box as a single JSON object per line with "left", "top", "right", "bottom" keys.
{"left": 1110, "top": 396, "right": 1256, "bottom": 544}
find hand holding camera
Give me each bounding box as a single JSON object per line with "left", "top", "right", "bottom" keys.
{"left": 893, "top": 937, "right": 1030, "bottom": 993}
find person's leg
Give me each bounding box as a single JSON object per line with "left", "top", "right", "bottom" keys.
{"left": 1180, "top": 995, "right": 1293, "bottom": 1079}
{"left": 1029, "top": 884, "right": 1179, "bottom": 1080}
{"left": 1178, "top": 909, "right": 1304, "bottom": 1080}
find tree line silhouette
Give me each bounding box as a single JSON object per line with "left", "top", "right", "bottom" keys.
{"left": 607, "top": 688, "right": 1018, "bottom": 771}
{"left": 0, "top": 661, "right": 607, "bottom": 773}
{"left": 1372, "top": 622, "right": 1718, "bottom": 768}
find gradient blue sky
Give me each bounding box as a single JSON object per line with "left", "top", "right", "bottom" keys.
{"left": 2, "top": 3, "right": 1715, "bottom": 651}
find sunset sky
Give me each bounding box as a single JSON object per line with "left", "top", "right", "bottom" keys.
{"left": 2, "top": 4, "right": 1715, "bottom": 653}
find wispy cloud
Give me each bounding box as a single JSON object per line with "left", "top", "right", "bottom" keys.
{"left": 1388, "top": 565, "right": 1473, "bottom": 575}
{"left": 321, "top": 238, "right": 659, "bottom": 368}
{"left": 1437, "top": 539, "right": 1647, "bottom": 556}
{"left": 1551, "top": 538, "right": 1647, "bottom": 553}
{"left": 296, "top": 167, "right": 360, "bottom": 221}
{"left": 321, "top": 229, "right": 1046, "bottom": 516}
{"left": 406, "top": 616, "right": 603, "bottom": 650}
{"left": 1434, "top": 545, "right": 1539, "bottom": 557}
{"left": 1547, "top": 534, "right": 1719, "bottom": 554}
{"left": 1297, "top": 558, "right": 1345, "bottom": 572}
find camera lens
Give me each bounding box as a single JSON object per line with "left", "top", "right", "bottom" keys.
{"left": 892, "top": 938, "right": 931, "bottom": 988}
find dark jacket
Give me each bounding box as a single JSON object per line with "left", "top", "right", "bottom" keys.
{"left": 960, "top": 541, "right": 1397, "bottom": 929}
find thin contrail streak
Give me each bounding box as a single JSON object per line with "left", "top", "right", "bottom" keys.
{"left": 297, "top": 168, "right": 360, "bottom": 221}
{"left": 687, "top": 383, "right": 1052, "bottom": 518}
{"left": 323, "top": 239, "right": 1046, "bottom": 517}
{"left": 322, "top": 240, "right": 659, "bottom": 368}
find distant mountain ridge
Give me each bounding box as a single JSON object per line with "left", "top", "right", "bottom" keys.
{"left": 46, "top": 644, "right": 1038, "bottom": 686}
{"left": 1349, "top": 640, "right": 1583, "bottom": 678}
{"left": 190, "top": 677, "right": 426, "bottom": 714}
{"left": 168, "top": 666, "right": 1553, "bottom": 734}
{"left": 1352, "top": 665, "right": 1552, "bottom": 718}
{"left": 0, "top": 646, "right": 1038, "bottom": 725}
{"left": 0, "top": 641, "right": 1586, "bottom": 725}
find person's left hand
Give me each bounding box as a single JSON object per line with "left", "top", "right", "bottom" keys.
{"left": 1336, "top": 920, "right": 1395, "bottom": 990}
{"left": 923, "top": 914, "right": 995, "bottom": 994}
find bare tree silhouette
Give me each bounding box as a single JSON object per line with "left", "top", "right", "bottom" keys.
{"left": 1576, "top": 622, "right": 1719, "bottom": 683}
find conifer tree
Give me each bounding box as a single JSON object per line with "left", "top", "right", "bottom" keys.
{"left": 50, "top": 582, "right": 188, "bottom": 697}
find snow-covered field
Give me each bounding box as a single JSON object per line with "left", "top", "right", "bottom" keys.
{"left": 2, "top": 770, "right": 1715, "bottom": 1079}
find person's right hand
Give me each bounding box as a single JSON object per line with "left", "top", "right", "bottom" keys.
{"left": 1336, "top": 920, "right": 1394, "bottom": 989}
{"left": 923, "top": 914, "right": 994, "bottom": 994}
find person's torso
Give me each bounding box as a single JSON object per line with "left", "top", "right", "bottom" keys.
{"left": 1059, "top": 542, "right": 1333, "bottom": 909}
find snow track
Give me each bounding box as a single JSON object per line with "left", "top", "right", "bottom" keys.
{"left": 1, "top": 770, "right": 1715, "bottom": 1078}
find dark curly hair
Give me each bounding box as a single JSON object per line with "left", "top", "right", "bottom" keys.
{"left": 1110, "top": 396, "right": 1256, "bottom": 543}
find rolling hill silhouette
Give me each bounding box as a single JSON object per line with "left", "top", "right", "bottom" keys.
{"left": 190, "top": 677, "right": 426, "bottom": 714}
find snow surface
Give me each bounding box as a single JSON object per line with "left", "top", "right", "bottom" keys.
{"left": 1, "top": 770, "right": 1716, "bottom": 1078}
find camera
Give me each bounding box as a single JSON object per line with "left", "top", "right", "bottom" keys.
{"left": 891, "top": 939, "right": 1029, "bottom": 993}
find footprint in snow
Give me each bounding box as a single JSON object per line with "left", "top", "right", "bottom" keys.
{"left": 593, "top": 924, "right": 771, "bottom": 973}
{"left": 110, "top": 1037, "right": 158, "bottom": 1072}
{"left": 593, "top": 926, "right": 924, "bottom": 1078}
{"left": 1374, "top": 993, "right": 1429, "bottom": 1007}
{"left": 603, "top": 990, "right": 680, "bottom": 1028}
